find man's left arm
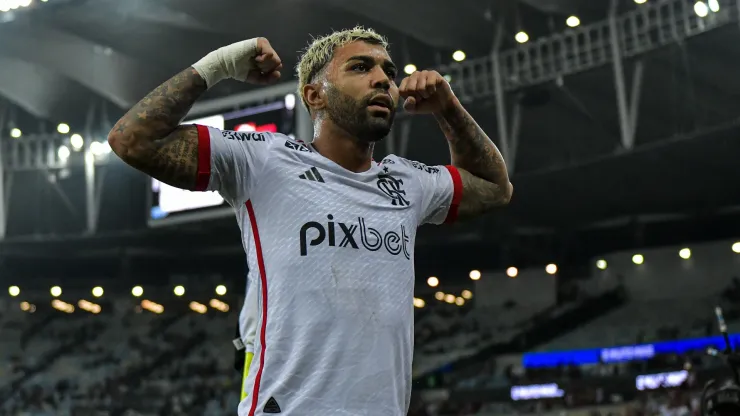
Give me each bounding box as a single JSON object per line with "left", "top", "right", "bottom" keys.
{"left": 400, "top": 70, "right": 513, "bottom": 221}
{"left": 434, "top": 102, "right": 513, "bottom": 220}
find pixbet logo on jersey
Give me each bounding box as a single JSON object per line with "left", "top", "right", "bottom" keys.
{"left": 299, "top": 215, "right": 411, "bottom": 259}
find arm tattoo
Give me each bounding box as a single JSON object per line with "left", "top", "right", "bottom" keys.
{"left": 435, "top": 102, "right": 513, "bottom": 218}
{"left": 109, "top": 67, "right": 208, "bottom": 190}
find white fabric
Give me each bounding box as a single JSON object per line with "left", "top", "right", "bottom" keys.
{"left": 192, "top": 38, "right": 259, "bottom": 89}
{"left": 197, "top": 126, "right": 458, "bottom": 416}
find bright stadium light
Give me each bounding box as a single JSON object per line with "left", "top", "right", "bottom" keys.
{"left": 634, "top": 0, "right": 647, "bottom": 3}
{"left": 132, "top": 286, "right": 143, "bottom": 297}
{"left": 284, "top": 93, "right": 296, "bottom": 110}
{"left": 443, "top": 74, "right": 452, "bottom": 82}
{"left": 404, "top": 64, "right": 417, "bottom": 75}
{"left": 427, "top": 276, "right": 439, "bottom": 287}
{"left": 546, "top": 263, "right": 558, "bottom": 275}
{"left": 10, "top": 128, "right": 21, "bottom": 138}
{"left": 506, "top": 267, "right": 518, "bottom": 278}
{"left": 694, "top": 1, "right": 709, "bottom": 17}
{"left": 19, "top": 0, "right": 31, "bottom": 7}
{"left": 733, "top": 242, "right": 740, "bottom": 253}
{"left": 413, "top": 298, "right": 425, "bottom": 308}
{"left": 461, "top": 290, "right": 473, "bottom": 299}
{"left": 679, "top": 248, "right": 691, "bottom": 260}
{"left": 452, "top": 50, "right": 466, "bottom": 62}
{"left": 57, "top": 123, "right": 70, "bottom": 134}
{"left": 469, "top": 270, "right": 481, "bottom": 280}
{"left": 70, "top": 134, "right": 84, "bottom": 151}
{"left": 708, "top": 0, "right": 720, "bottom": 11}
{"left": 455, "top": 297, "right": 465, "bottom": 306}
{"left": 216, "top": 285, "right": 227, "bottom": 296}
{"left": 566, "top": 16, "right": 581, "bottom": 27}
{"left": 515, "top": 31, "right": 529, "bottom": 43}
{"left": 8, "top": 286, "right": 20, "bottom": 297}
{"left": 444, "top": 294, "right": 455, "bottom": 304}
{"left": 174, "top": 285, "right": 185, "bottom": 296}
{"left": 57, "top": 145, "right": 71, "bottom": 161}
{"left": 92, "top": 286, "right": 104, "bottom": 297}
{"left": 632, "top": 254, "right": 644, "bottom": 265}
{"left": 434, "top": 291, "right": 444, "bottom": 301}
{"left": 596, "top": 259, "right": 608, "bottom": 270}
{"left": 50, "top": 286, "right": 62, "bottom": 297}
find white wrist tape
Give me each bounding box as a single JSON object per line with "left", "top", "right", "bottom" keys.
{"left": 192, "top": 38, "right": 259, "bottom": 89}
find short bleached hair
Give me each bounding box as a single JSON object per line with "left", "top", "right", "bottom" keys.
{"left": 296, "top": 26, "right": 389, "bottom": 111}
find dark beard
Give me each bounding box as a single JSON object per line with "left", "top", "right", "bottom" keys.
{"left": 325, "top": 86, "right": 395, "bottom": 143}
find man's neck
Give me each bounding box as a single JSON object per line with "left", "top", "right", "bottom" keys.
{"left": 311, "top": 120, "right": 374, "bottom": 173}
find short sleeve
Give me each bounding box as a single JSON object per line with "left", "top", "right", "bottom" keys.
{"left": 193, "top": 125, "right": 275, "bottom": 203}
{"left": 383, "top": 156, "right": 463, "bottom": 225}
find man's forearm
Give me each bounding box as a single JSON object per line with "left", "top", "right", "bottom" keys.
{"left": 110, "top": 67, "right": 207, "bottom": 147}
{"left": 434, "top": 99, "right": 510, "bottom": 187}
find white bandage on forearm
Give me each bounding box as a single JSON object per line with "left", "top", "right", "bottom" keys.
{"left": 192, "top": 38, "right": 259, "bottom": 89}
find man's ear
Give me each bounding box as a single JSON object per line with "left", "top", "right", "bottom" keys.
{"left": 303, "top": 82, "right": 326, "bottom": 114}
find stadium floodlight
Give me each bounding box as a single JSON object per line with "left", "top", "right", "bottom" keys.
{"left": 452, "top": 50, "right": 466, "bottom": 62}
{"left": 733, "top": 242, "right": 740, "bottom": 253}
{"left": 10, "top": 128, "right": 21, "bottom": 138}
{"left": 443, "top": 74, "right": 452, "bottom": 83}
{"left": 57, "top": 145, "right": 71, "bottom": 161}
{"left": 506, "top": 267, "right": 518, "bottom": 278}
{"left": 708, "top": 0, "right": 720, "bottom": 11}
{"left": 50, "top": 286, "right": 62, "bottom": 297}
{"left": 515, "top": 31, "right": 529, "bottom": 43}
{"left": 546, "top": 263, "right": 558, "bottom": 275}
{"left": 132, "top": 286, "right": 144, "bottom": 297}
{"left": 694, "top": 1, "right": 709, "bottom": 17}
{"left": 632, "top": 254, "right": 644, "bottom": 265}
{"left": 8, "top": 286, "right": 19, "bottom": 297}
{"left": 679, "top": 248, "right": 691, "bottom": 260}
{"left": 413, "top": 298, "right": 425, "bottom": 308}
{"left": 92, "top": 286, "right": 104, "bottom": 297}
{"left": 469, "top": 270, "right": 481, "bottom": 280}
{"left": 19, "top": 0, "right": 31, "bottom": 7}
{"left": 174, "top": 285, "right": 185, "bottom": 296}
{"left": 444, "top": 294, "right": 455, "bottom": 304}
{"left": 434, "top": 291, "right": 444, "bottom": 300}
{"left": 403, "top": 64, "right": 417, "bottom": 75}
{"left": 426, "top": 276, "right": 439, "bottom": 287}
{"left": 455, "top": 297, "right": 465, "bottom": 306}
{"left": 634, "top": 0, "right": 647, "bottom": 3}
{"left": 284, "top": 93, "right": 296, "bottom": 111}
{"left": 57, "top": 123, "right": 70, "bottom": 134}
{"left": 70, "top": 134, "right": 84, "bottom": 151}
{"left": 566, "top": 16, "right": 580, "bottom": 27}
{"left": 215, "top": 285, "right": 227, "bottom": 296}
{"left": 596, "top": 259, "right": 608, "bottom": 270}
{"left": 461, "top": 290, "right": 473, "bottom": 299}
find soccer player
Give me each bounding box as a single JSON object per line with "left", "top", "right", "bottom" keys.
{"left": 109, "top": 27, "right": 512, "bottom": 416}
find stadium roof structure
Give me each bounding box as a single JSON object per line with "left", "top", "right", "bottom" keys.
{"left": 0, "top": 0, "right": 740, "bottom": 281}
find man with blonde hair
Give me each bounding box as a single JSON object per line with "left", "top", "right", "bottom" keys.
{"left": 109, "top": 26, "right": 512, "bottom": 416}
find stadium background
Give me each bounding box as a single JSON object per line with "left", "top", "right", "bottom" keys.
{"left": 1, "top": 0, "right": 740, "bottom": 414}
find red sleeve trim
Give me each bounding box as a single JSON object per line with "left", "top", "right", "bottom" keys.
{"left": 194, "top": 124, "right": 211, "bottom": 192}
{"left": 443, "top": 165, "right": 463, "bottom": 224}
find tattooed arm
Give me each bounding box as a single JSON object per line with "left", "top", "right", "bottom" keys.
{"left": 108, "top": 68, "right": 207, "bottom": 190}
{"left": 108, "top": 37, "right": 283, "bottom": 190}
{"left": 434, "top": 99, "right": 513, "bottom": 220}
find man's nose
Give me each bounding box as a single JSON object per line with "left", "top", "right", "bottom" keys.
{"left": 370, "top": 68, "right": 391, "bottom": 90}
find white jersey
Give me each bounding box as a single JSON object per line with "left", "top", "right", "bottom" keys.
{"left": 193, "top": 125, "right": 462, "bottom": 416}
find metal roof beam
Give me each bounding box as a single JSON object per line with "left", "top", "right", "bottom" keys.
{"left": 0, "top": 23, "right": 162, "bottom": 109}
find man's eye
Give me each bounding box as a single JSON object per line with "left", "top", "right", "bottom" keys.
{"left": 353, "top": 64, "right": 369, "bottom": 71}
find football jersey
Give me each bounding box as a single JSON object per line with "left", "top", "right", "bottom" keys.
{"left": 193, "top": 124, "right": 462, "bottom": 416}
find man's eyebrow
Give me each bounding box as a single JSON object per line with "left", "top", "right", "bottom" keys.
{"left": 346, "top": 55, "right": 397, "bottom": 71}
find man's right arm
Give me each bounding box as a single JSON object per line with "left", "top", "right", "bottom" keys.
{"left": 108, "top": 68, "right": 206, "bottom": 190}
{"left": 108, "top": 37, "right": 282, "bottom": 191}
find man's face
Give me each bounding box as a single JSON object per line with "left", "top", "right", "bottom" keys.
{"left": 323, "top": 41, "right": 400, "bottom": 143}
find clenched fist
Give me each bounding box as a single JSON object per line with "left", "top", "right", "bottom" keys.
{"left": 247, "top": 37, "right": 283, "bottom": 85}
{"left": 399, "top": 70, "right": 456, "bottom": 115}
